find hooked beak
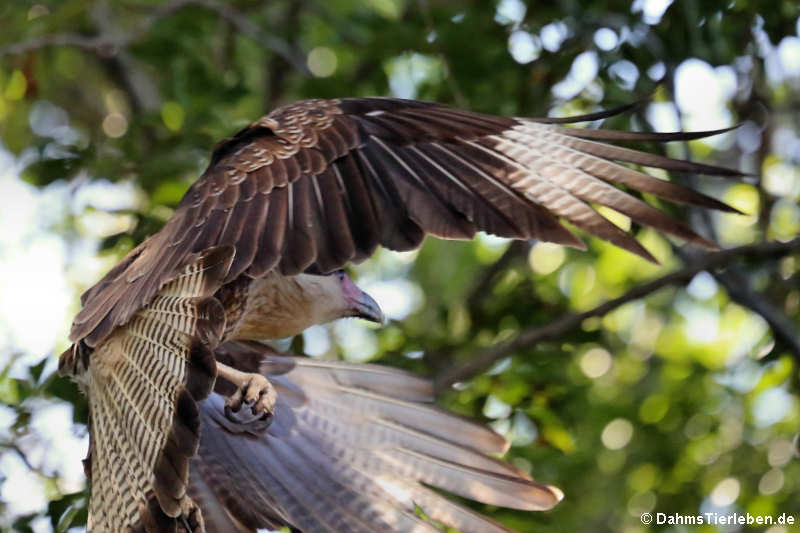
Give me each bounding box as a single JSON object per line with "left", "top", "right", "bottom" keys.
{"left": 350, "top": 289, "right": 385, "bottom": 325}
{"left": 339, "top": 272, "right": 385, "bottom": 325}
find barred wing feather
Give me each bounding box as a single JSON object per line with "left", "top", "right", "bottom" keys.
{"left": 86, "top": 246, "right": 233, "bottom": 532}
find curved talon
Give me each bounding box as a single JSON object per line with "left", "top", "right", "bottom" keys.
{"left": 179, "top": 496, "right": 204, "bottom": 533}
{"left": 222, "top": 373, "right": 277, "bottom": 432}
{"left": 225, "top": 402, "right": 273, "bottom": 432}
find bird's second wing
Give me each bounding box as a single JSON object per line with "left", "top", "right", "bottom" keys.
{"left": 190, "top": 341, "right": 563, "bottom": 533}
{"left": 85, "top": 246, "right": 232, "bottom": 532}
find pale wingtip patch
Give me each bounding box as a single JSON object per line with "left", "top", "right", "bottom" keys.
{"left": 524, "top": 481, "right": 565, "bottom": 511}
{"left": 547, "top": 484, "right": 565, "bottom": 503}
{"left": 496, "top": 433, "right": 511, "bottom": 455}
{"left": 513, "top": 479, "right": 565, "bottom": 511}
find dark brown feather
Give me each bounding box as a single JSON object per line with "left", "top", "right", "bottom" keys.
{"left": 361, "top": 139, "right": 476, "bottom": 239}
{"left": 558, "top": 124, "right": 740, "bottom": 142}
{"left": 248, "top": 188, "right": 288, "bottom": 277}
{"left": 217, "top": 196, "right": 252, "bottom": 262}
{"left": 529, "top": 101, "right": 643, "bottom": 124}
{"left": 414, "top": 142, "right": 527, "bottom": 237}
{"left": 250, "top": 164, "right": 274, "bottom": 192}
{"left": 268, "top": 158, "right": 290, "bottom": 188}
{"left": 227, "top": 191, "right": 270, "bottom": 282}
{"left": 354, "top": 148, "right": 426, "bottom": 251}
{"left": 330, "top": 155, "right": 382, "bottom": 261}
{"left": 280, "top": 179, "right": 317, "bottom": 274}
{"left": 314, "top": 169, "right": 357, "bottom": 265}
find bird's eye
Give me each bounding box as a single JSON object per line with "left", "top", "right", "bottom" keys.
{"left": 335, "top": 270, "right": 345, "bottom": 281}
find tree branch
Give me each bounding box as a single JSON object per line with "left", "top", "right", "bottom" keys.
{"left": 264, "top": 0, "right": 304, "bottom": 110}
{"left": 634, "top": 91, "right": 800, "bottom": 360}
{"left": 672, "top": 245, "right": 800, "bottom": 361}
{"left": 0, "top": 441, "right": 37, "bottom": 472}
{"left": 417, "top": 0, "right": 468, "bottom": 108}
{"left": 466, "top": 240, "right": 531, "bottom": 315}
{"left": 0, "top": 0, "right": 309, "bottom": 74}
{"left": 434, "top": 238, "right": 800, "bottom": 393}
{"left": 0, "top": 34, "right": 124, "bottom": 57}
{"left": 167, "top": 0, "right": 309, "bottom": 75}
{"left": 716, "top": 267, "right": 800, "bottom": 357}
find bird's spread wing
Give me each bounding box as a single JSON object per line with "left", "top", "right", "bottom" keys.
{"left": 72, "top": 97, "right": 741, "bottom": 346}
{"left": 85, "top": 246, "right": 233, "bottom": 531}
{"left": 190, "top": 341, "right": 562, "bottom": 533}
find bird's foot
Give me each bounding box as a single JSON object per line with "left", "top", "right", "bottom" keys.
{"left": 216, "top": 362, "right": 276, "bottom": 431}
{"left": 179, "top": 496, "right": 204, "bottom": 532}
{"left": 224, "top": 373, "right": 276, "bottom": 426}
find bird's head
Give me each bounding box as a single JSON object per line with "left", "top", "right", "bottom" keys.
{"left": 330, "top": 270, "right": 386, "bottom": 325}
{"left": 292, "top": 270, "right": 385, "bottom": 328}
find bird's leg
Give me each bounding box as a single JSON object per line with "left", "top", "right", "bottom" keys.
{"left": 179, "top": 496, "right": 204, "bottom": 532}
{"left": 216, "top": 362, "right": 277, "bottom": 429}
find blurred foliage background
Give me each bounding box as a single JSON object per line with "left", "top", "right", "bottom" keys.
{"left": 1, "top": 0, "right": 800, "bottom": 532}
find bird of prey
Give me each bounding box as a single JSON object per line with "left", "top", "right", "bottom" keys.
{"left": 59, "top": 97, "right": 740, "bottom": 532}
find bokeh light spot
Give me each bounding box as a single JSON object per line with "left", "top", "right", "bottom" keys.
{"left": 102, "top": 112, "right": 128, "bottom": 138}
{"left": 161, "top": 101, "right": 184, "bottom": 132}
{"left": 602, "top": 418, "right": 634, "bottom": 450}
{"left": 628, "top": 463, "right": 659, "bottom": 492}
{"left": 5, "top": 70, "right": 27, "bottom": 100}
{"left": 483, "top": 394, "right": 512, "bottom": 419}
{"left": 594, "top": 28, "right": 618, "bottom": 50}
{"left": 529, "top": 242, "right": 566, "bottom": 275}
{"left": 639, "top": 394, "right": 669, "bottom": 424}
{"left": 580, "top": 347, "right": 612, "bottom": 378}
{"left": 767, "top": 439, "right": 796, "bottom": 467}
{"left": 307, "top": 47, "right": 338, "bottom": 78}
{"left": 508, "top": 30, "right": 541, "bottom": 64}
{"left": 710, "top": 477, "right": 740, "bottom": 506}
{"left": 27, "top": 4, "right": 49, "bottom": 19}
{"left": 759, "top": 468, "right": 784, "bottom": 495}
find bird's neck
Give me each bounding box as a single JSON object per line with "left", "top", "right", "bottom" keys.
{"left": 218, "top": 272, "right": 321, "bottom": 342}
